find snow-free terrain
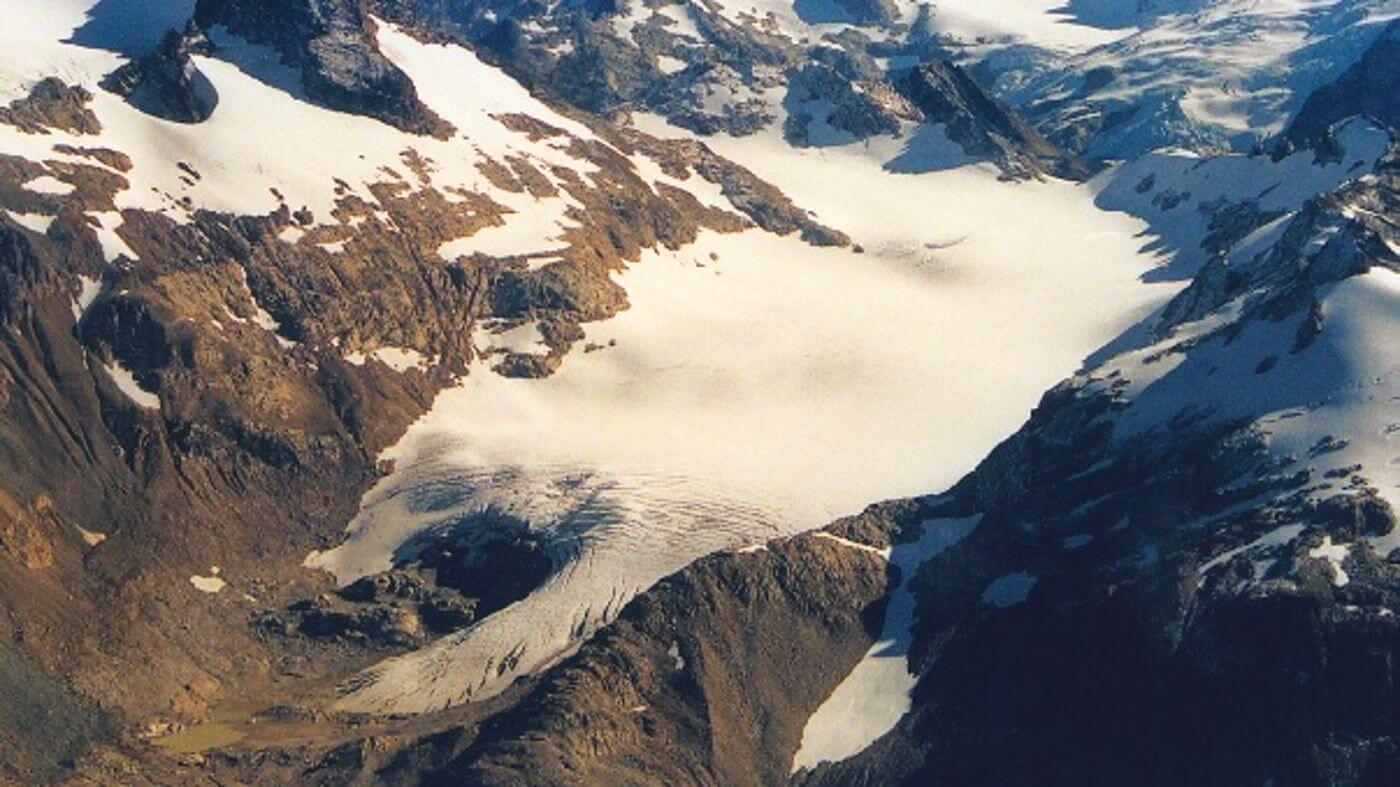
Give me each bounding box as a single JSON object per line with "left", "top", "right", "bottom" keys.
{"left": 315, "top": 123, "right": 1176, "bottom": 711}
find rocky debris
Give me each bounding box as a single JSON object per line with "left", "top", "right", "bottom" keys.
{"left": 276, "top": 589, "right": 435, "bottom": 648}
{"left": 0, "top": 78, "right": 102, "bottom": 135}
{"left": 895, "top": 61, "right": 1089, "bottom": 181}
{"left": 0, "top": 643, "right": 114, "bottom": 783}
{"left": 1198, "top": 197, "right": 1285, "bottom": 260}
{"left": 263, "top": 518, "right": 551, "bottom": 649}
{"left": 1276, "top": 20, "right": 1399, "bottom": 160}
{"left": 102, "top": 22, "right": 219, "bottom": 124}
{"left": 193, "top": 0, "right": 453, "bottom": 136}
{"left": 0, "top": 489, "right": 56, "bottom": 570}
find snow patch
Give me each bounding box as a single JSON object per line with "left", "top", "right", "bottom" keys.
{"left": 793, "top": 515, "right": 982, "bottom": 771}
{"left": 71, "top": 275, "right": 101, "bottom": 321}
{"left": 74, "top": 524, "right": 106, "bottom": 546}
{"left": 190, "top": 567, "right": 225, "bottom": 594}
{"left": 3, "top": 209, "right": 53, "bottom": 235}
{"left": 1062, "top": 533, "right": 1095, "bottom": 550}
{"left": 103, "top": 359, "right": 160, "bottom": 409}
{"left": 981, "top": 571, "right": 1038, "bottom": 608}
{"left": 1309, "top": 536, "right": 1351, "bottom": 587}
{"left": 22, "top": 175, "right": 74, "bottom": 195}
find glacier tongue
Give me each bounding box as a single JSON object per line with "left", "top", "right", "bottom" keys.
{"left": 320, "top": 135, "right": 1174, "bottom": 712}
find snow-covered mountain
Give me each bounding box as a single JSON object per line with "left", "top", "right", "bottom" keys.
{"left": 0, "top": 1, "right": 1394, "bottom": 784}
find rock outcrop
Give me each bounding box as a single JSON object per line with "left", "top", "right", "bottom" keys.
{"left": 0, "top": 78, "right": 102, "bottom": 135}
{"left": 102, "top": 22, "right": 219, "bottom": 124}
{"left": 896, "top": 61, "right": 1089, "bottom": 180}
{"left": 194, "top": 0, "right": 453, "bottom": 136}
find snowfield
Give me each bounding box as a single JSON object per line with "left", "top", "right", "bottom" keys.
{"left": 318, "top": 127, "right": 1174, "bottom": 712}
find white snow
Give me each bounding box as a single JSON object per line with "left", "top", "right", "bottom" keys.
{"left": 1309, "top": 535, "right": 1351, "bottom": 587}
{"left": 475, "top": 321, "right": 547, "bottom": 355}
{"left": 1199, "top": 524, "right": 1307, "bottom": 581}
{"left": 1093, "top": 118, "right": 1391, "bottom": 278}
{"left": 656, "top": 54, "right": 687, "bottom": 75}
{"left": 371, "top": 347, "right": 430, "bottom": 373}
{"left": 103, "top": 359, "right": 160, "bottom": 410}
{"left": 1088, "top": 266, "right": 1399, "bottom": 549}
{"left": 190, "top": 566, "right": 225, "bottom": 594}
{"left": 3, "top": 209, "right": 54, "bottom": 235}
{"left": 793, "top": 515, "right": 982, "bottom": 771}
{"left": 1263, "top": 269, "right": 1400, "bottom": 530}
{"left": 436, "top": 190, "right": 574, "bottom": 261}
{"left": 926, "top": 0, "right": 1132, "bottom": 52}
{"left": 89, "top": 211, "right": 138, "bottom": 262}
{"left": 347, "top": 347, "right": 429, "bottom": 372}
{"left": 1000, "top": 0, "right": 1400, "bottom": 157}
{"left": 981, "top": 571, "right": 1039, "bottom": 608}
{"left": 71, "top": 274, "right": 100, "bottom": 320}
{"left": 320, "top": 115, "right": 1173, "bottom": 714}
{"left": 1, "top": 5, "right": 615, "bottom": 272}
{"left": 74, "top": 524, "right": 106, "bottom": 546}
{"left": 812, "top": 532, "right": 891, "bottom": 558}
{"left": 22, "top": 175, "right": 75, "bottom": 195}
{"left": 1063, "top": 533, "right": 1095, "bottom": 550}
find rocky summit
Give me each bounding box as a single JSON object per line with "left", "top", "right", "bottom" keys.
{"left": 0, "top": 1, "right": 1396, "bottom": 785}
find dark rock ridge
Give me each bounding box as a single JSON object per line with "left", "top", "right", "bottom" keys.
{"left": 1275, "top": 20, "right": 1399, "bottom": 160}
{"left": 193, "top": 0, "right": 453, "bottom": 136}
{"left": 102, "top": 22, "right": 219, "bottom": 124}
{"left": 831, "top": 0, "right": 900, "bottom": 26}
{"left": 895, "top": 60, "right": 1090, "bottom": 180}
